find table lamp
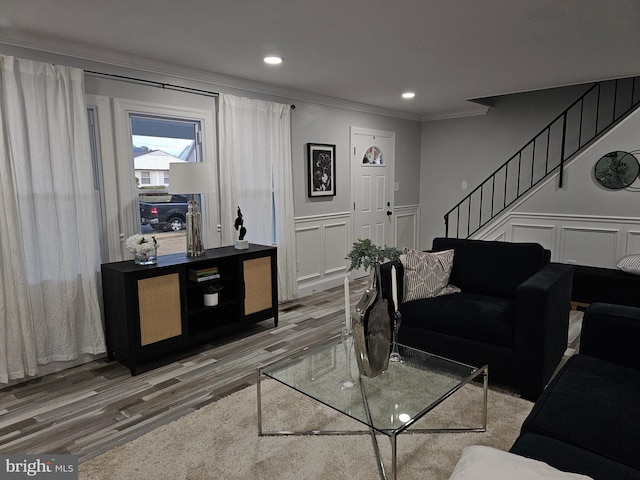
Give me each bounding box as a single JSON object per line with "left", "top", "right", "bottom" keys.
{"left": 168, "top": 162, "right": 215, "bottom": 257}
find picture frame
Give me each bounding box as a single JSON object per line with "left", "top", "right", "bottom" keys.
{"left": 307, "top": 143, "right": 336, "bottom": 197}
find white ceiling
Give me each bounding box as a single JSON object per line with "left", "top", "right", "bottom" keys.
{"left": 1, "top": 0, "right": 639, "bottom": 119}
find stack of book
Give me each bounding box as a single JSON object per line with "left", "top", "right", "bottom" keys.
{"left": 188, "top": 267, "right": 220, "bottom": 282}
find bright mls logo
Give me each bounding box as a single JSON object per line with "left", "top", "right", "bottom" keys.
{"left": 1, "top": 455, "right": 77, "bottom": 479}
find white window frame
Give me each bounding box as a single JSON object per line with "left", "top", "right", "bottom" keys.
{"left": 112, "top": 98, "right": 219, "bottom": 259}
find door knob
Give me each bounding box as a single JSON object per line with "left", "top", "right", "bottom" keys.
{"left": 386, "top": 210, "right": 392, "bottom": 216}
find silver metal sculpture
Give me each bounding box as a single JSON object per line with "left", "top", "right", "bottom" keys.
{"left": 352, "top": 265, "right": 391, "bottom": 377}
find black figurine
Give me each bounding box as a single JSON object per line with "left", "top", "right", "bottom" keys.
{"left": 234, "top": 206, "right": 247, "bottom": 240}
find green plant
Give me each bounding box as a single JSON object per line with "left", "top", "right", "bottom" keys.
{"left": 203, "top": 284, "right": 224, "bottom": 294}
{"left": 345, "top": 238, "right": 401, "bottom": 272}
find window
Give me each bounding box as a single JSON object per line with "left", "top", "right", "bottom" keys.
{"left": 106, "top": 97, "right": 219, "bottom": 261}
{"left": 362, "top": 146, "right": 383, "bottom": 165}
{"left": 130, "top": 114, "right": 202, "bottom": 255}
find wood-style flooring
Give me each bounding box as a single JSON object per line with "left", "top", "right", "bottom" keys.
{"left": 0, "top": 280, "right": 582, "bottom": 463}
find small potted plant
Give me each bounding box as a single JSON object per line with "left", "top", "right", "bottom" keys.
{"left": 203, "top": 284, "right": 224, "bottom": 307}
{"left": 345, "top": 238, "right": 401, "bottom": 273}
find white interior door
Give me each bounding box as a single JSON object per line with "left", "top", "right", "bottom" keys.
{"left": 351, "top": 127, "right": 396, "bottom": 277}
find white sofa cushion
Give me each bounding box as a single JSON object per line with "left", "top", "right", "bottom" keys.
{"left": 449, "top": 446, "right": 593, "bottom": 480}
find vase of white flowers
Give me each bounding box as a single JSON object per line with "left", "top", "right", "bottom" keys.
{"left": 125, "top": 234, "right": 158, "bottom": 265}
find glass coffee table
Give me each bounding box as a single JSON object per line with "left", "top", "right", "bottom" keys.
{"left": 257, "top": 335, "right": 488, "bottom": 479}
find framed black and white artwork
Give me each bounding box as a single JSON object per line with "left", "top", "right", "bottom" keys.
{"left": 307, "top": 143, "right": 336, "bottom": 197}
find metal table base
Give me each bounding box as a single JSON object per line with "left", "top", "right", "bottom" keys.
{"left": 257, "top": 364, "right": 488, "bottom": 480}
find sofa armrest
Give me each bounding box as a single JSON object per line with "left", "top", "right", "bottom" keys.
{"left": 581, "top": 302, "right": 640, "bottom": 370}
{"left": 515, "top": 263, "right": 574, "bottom": 400}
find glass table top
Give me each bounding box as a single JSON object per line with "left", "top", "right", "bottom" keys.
{"left": 261, "top": 336, "right": 484, "bottom": 436}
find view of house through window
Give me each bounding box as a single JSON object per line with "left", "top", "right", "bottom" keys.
{"left": 131, "top": 114, "right": 202, "bottom": 255}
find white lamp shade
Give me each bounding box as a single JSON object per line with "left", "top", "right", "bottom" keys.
{"left": 168, "top": 162, "right": 216, "bottom": 194}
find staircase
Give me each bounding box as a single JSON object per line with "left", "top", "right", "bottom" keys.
{"left": 444, "top": 76, "right": 640, "bottom": 239}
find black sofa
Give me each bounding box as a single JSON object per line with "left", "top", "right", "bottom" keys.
{"left": 510, "top": 303, "right": 640, "bottom": 480}
{"left": 379, "top": 237, "right": 574, "bottom": 400}
{"left": 571, "top": 264, "right": 640, "bottom": 308}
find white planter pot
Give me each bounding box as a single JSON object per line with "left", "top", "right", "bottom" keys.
{"left": 203, "top": 293, "right": 219, "bottom": 307}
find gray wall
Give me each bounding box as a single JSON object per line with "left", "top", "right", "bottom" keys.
{"left": 291, "top": 102, "right": 422, "bottom": 218}
{"left": 419, "top": 84, "right": 592, "bottom": 248}
{"left": 7, "top": 42, "right": 631, "bottom": 257}
{"left": 0, "top": 44, "right": 422, "bottom": 230}
{"left": 517, "top": 106, "right": 640, "bottom": 217}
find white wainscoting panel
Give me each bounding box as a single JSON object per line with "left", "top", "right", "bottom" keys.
{"left": 295, "top": 225, "right": 323, "bottom": 283}
{"left": 295, "top": 206, "right": 419, "bottom": 296}
{"left": 476, "top": 213, "right": 640, "bottom": 268}
{"left": 295, "top": 212, "right": 351, "bottom": 296}
{"left": 511, "top": 224, "right": 555, "bottom": 252}
{"left": 627, "top": 230, "right": 640, "bottom": 255}
{"left": 562, "top": 227, "right": 619, "bottom": 267}
{"left": 395, "top": 205, "right": 420, "bottom": 251}
{"left": 325, "top": 221, "right": 350, "bottom": 275}
{"left": 485, "top": 231, "right": 507, "bottom": 241}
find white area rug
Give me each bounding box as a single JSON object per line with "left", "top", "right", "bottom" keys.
{"left": 80, "top": 379, "right": 533, "bottom": 480}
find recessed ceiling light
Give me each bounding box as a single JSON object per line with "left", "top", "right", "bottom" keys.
{"left": 264, "top": 56, "right": 283, "bottom": 65}
{"left": 402, "top": 92, "right": 416, "bottom": 99}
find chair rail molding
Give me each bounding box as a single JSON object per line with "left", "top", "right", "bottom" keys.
{"left": 475, "top": 212, "right": 640, "bottom": 267}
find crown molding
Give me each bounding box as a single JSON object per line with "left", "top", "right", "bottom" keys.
{"left": 421, "top": 104, "right": 490, "bottom": 122}
{"left": 0, "top": 29, "right": 430, "bottom": 121}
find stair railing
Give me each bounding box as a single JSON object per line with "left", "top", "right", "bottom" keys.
{"left": 444, "top": 76, "right": 640, "bottom": 239}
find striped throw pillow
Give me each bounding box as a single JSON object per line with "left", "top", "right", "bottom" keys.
{"left": 617, "top": 254, "right": 640, "bottom": 275}
{"left": 401, "top": 248, "right": 461, "bottom": 302}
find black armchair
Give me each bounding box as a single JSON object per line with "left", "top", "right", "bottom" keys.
{"left": 380, "top": 237, "right": 573, "bottom": 400}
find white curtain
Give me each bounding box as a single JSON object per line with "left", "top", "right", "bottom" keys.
{"left": 0, "top": 56, "right": 105, "bottom": 383}
{"left": 218, "top": 94, "right": 298, "bottom": 301}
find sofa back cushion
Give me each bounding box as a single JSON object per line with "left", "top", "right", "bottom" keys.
{"left": 431, "top": 238, "right": 546, "bottom": 298}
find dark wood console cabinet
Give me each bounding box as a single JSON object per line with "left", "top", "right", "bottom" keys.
{"left": 101, "top": 244, "right": 277, "bottom": 374}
